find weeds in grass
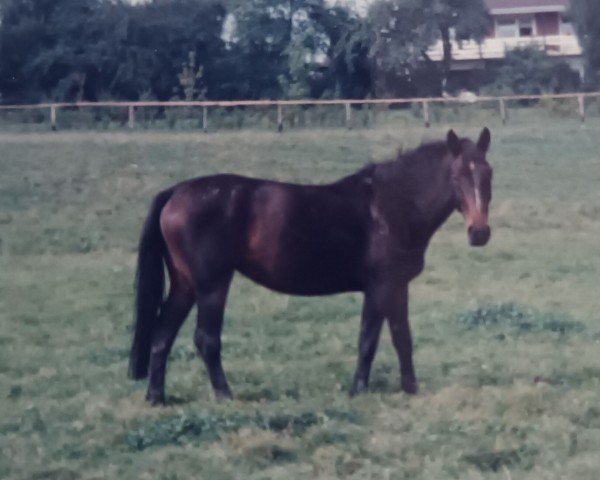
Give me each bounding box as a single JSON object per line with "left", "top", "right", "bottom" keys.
{"left": 457, "top": 303, "right": 586, "bottom": 335}
{"left": 124, "top": 409, "right": 359, "bottom": 451}
{"left": 462, "top": 445, "right": 539, "bottom": 472}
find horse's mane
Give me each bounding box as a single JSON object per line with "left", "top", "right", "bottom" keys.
{"left": 397, "top": 140, "right": 449, "bottom": 163}
{"left": 372, "top": 140, "right": 449, "bottom": 180}
{"left": 337, "top": 140, "right": 451, "bottom": 190}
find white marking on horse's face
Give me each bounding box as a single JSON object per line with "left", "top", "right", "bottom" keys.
{"left": 470, "top": 161, "right": 482, "bottom": 212}
{"left": 475, "top": 187, "right": 482, "bottom": 213}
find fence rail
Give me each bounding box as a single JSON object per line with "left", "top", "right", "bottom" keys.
{"left": 1, "top": 91, "right": 599, "bottom": 131}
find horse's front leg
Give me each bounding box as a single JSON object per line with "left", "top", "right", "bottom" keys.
{"left": 385, "top": 283, "right": 418, "bottom": 394}
{"left": 350, "top": 294, "right": 385, "bottom": 396}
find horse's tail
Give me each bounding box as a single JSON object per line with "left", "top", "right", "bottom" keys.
{"left": 128, "top": 188, "right": 174, "bottom": 380}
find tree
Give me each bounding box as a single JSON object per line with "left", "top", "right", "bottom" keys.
{"left": 0, "top": 0, "right": 229, "bottom": 102}
{"left": 367, "top": 0, "right": 489, "bottom": 95}
{"left": 309, "top": 4, "right": 373, "bottom": 98}
{"left": 484, "top": 47, "right": 580, "bottom": 96}
{"left": 0, "top": 0, "right": 97, "bottom": 102}
{"left": 570, "top": 0, "right": 600, "bottom": 88}
{"left": 107, "top": 0, "right": 228, "bottom": 101}
{"left": 224, "top": 0, "right": 297, "bottom": 99}
{"left": 223, "top": 0, "right": 372, "bottom": 100}
{"left": 0, "top": 0, "right": 371, "bottom": 103}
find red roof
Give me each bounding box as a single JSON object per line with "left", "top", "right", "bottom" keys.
{"left": 485, "top": 0, "right": 569, "bottom": 11}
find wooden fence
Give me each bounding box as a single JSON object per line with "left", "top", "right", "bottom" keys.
{"left": 1, "top": 91, "right": 599, "bottom": 131}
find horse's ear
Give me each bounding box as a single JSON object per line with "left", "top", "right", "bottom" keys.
{"left": 447, "top": 130, "right": 462, "bottom": 157}
{"left": 477, "top": 127, "right": 491, "bottom": 153}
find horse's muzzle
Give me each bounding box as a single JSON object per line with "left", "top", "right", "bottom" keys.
{"left": 468, "top": 225, "right": 491, "bottom": 247}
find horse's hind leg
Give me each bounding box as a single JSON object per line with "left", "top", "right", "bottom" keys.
{"left": 146, "top": 282, "right": 194, "bottom": 405}
{"left": 193, "top": 275, "right": 234, "bottom": 400}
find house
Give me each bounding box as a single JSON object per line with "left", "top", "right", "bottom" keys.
{"left": 427, "top": 0, "right": 584, "bottom": 78}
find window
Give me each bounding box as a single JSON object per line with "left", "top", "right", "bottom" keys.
{"left": 496, "top": 19, "right": 518, "bottom": 38}
{"left": 519, "top": 20, "right": 533, "bottom": 37}
{"left": 495, "top": 17, "right": 535, "bottom": 38}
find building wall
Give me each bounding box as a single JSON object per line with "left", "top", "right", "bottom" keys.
{"left": 536, "top": 12, "right": 559, "bottom": 35}
{"left": 487, "top": 12, "right": 563, "bottom": 38}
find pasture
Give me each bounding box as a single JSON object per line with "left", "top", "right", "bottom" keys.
{"left": 1, "top": 116, "right": 600, "bottom": 479}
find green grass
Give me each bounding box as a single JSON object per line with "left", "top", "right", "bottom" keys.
{"left": 1, "top": 117, "right": 600, "bottom": 479}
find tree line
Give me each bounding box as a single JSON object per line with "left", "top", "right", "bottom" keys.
{"left": 0, "top": 0, "right": 597, "bottom": 104}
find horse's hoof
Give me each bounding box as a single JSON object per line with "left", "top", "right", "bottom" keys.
{"left": 215, "top": 389, "right": 233, "bottom": 402}
{"left": 146, "top": 391, "right": 166, "bottom": 406}
{"left": 401, "top": 378, "right": 418, "bottom": 395}
{"left": 349, "top": 380, "right": 368, "bottom": 397}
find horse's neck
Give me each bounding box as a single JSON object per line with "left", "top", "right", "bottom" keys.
{"left": 374, "top": 155, "right": 455, "bottom": 248}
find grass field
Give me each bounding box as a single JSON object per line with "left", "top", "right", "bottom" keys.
{"left": 1, "top": 117, "right": 600, "bottom": 479}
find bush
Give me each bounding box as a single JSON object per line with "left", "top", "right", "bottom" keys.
{"left": 483, "top": 47, "right": 581, "bottom": 96}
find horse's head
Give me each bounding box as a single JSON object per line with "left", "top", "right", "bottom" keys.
{"left": 447, "top": 128, "right": 493, "bottom": 247}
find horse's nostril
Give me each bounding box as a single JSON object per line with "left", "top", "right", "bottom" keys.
{"left": 469, "top": 226, "right": 490, "bottom": 247}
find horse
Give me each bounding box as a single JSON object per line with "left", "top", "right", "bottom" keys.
{"left": 129, "top": 128, "right": 493, "bottom": 405}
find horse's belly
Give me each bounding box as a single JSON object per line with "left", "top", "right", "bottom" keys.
{"left": 237, "top": 249, "right": 363, "bottom": 296}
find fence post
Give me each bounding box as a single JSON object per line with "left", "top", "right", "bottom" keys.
{"left": 128, "top": 105, "right": 135, "bottom": 129}
{"left": 422, "top": 100, "right": 430, "bottom": 128}
{"left": 277, "top": 104, "right": 283, "bottom": 133}
{"left": 578, "top": 95, "right": 585, "bottom": 123}
{"left": 345, "top": 102, "right": 352, "bottom": 129}
{"left": 202, "top": 106, "right": 208, "bottom": 132}
{"left": 499, "top": 98, "right": 507, "bottom": 125}
{"left": 368, "top": 104, "right": 374, "bottom": 127}
{"left": 50, "top": 105, "right": 58, "bottom": 131}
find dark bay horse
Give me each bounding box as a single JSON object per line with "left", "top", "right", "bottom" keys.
{"left": 129, "top": 128, "right": 493, "bottom": 404}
